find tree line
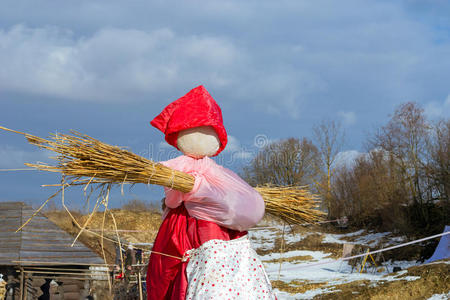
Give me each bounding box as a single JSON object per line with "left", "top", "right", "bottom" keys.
{"left": 243, "top": 102, "right": 449, "bottom": 235}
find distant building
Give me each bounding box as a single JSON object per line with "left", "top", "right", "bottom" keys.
{"left": 0, "top": 202, "right": 105, "bottom": 299}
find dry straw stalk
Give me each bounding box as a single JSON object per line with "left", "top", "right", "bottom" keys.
{"left": 0, "top": 126, "right": 194, "bottom": 193}
{"left": 256, "top": 185, "right": 324, "bottom": 224}
{"left": 0, "top": 126, "right": 324, "bottom": 224}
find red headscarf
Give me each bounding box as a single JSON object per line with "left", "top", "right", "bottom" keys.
{"left": 150, "top": 85, "right": 228, "bottom": 156}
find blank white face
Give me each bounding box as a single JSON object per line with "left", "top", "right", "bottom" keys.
{"left": 177, "top": 126, "right": 220, "bottom": 158}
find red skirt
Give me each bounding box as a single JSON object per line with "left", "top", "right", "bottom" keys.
{"left": 146, "top": 205, "right": 247, "bottom": 300}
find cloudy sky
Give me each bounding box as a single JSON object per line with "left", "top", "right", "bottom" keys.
{"left": 1, "top": 0, "right": 449, "bottom": 208}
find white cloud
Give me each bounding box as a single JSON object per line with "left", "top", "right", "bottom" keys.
{"left": 0, "top": 146, "right": 51, "bottom": 169}
{"left": 233, "top": 151, "right": 254, "bottom": 161}
{"left": 1, "top": 1, "right": 450, "bottom": 121}
{"left": 333, "top": 150, "right": 364, "bottom": 169}
{"left": 224, "top": 135, "right": 241, "bottom": 153}
{"left": 424, "top": 102, "right": 442, "bottom": 118}
{"left": 0, "top": 24, "right": 315, "bottom": 118}
{"left": 338, "top": 111, "right": 357, "bottom": 126}
{"left": 0, "top": 25, "right": 241, "bottom": 102}
{"left": 424, "top": 94, "right": 450, "bottom": 119}
{"left": 224, "top": 135, "right": 254, "bottom": 160}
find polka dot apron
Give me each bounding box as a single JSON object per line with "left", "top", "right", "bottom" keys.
{"left": 185, "top": 236, "right": 276, "bottom": 300}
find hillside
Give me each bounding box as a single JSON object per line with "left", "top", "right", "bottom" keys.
{"left": 45, "top": 209, "right": 449, "bottom": 299}
{"left": 45, "top": 208, "right": 162, "bottom": 263}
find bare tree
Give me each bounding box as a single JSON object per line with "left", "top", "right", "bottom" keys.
{"left": 369, "top": 103, "right": 430, "bottom": 218}
{"left": 243, "top": 138, "right": 320, "bottom": 187}
{"left": 313, "top": 120, "right": 345, "bottom": 216}
{"left": 426, "top": 119, "right": 450, "bottom": 211}
{"left": 329, "top": 102, "right": 448, "bottom": 234}
{"left": 331, "top": 150, "right": 410, "bottom": 230}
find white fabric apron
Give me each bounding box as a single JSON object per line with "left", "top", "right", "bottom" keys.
{"left": 185, "top": 236, "right": 276, "bottom": 300}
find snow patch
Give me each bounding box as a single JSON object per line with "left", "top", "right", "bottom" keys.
{"left": 322, "top": 230, "right": 394, "bottom": 247}
{"left": 427, "top": 292, "right": 450, "bottom": 300}
{"left": 354, "top": 232, "right": 391, "bottom": 247}
{"left": 322, "top": 230, "right": 365, "bottom": 244}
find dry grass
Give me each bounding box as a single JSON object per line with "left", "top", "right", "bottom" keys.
{"left": 264, "top": 255, "right": 314, "bottom": 264}
{"left": 45, "top": 210, "right": 117, "bottom": 263}
{"left": 272, "top": 280, "right": 328, "bottom": 294}
{"left": 314, "top": 261, "right": 450, "bottom": 299}
{"left": 77, "top": 208, "right": 162, "bottom": 244}
{"left": 270, "top": 257, "right": 449, "bottom": 299}
{"left": 46, "top": 208, "right": 163, "bottom": 264}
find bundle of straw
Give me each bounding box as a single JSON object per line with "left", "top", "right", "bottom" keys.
{"left": 0, "top": 126, "right": 324, "bottom": 224}
{"left": 0, "top": 126, "right": 194, "bottom": 193}
{"left": 256, "top": 185, "right": 324, "bottom": 224}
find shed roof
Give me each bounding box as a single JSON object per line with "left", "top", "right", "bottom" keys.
{"left": 0, "top": 202, "right": 104, "bottom": 266}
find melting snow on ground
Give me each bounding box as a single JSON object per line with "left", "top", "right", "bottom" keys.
{"left": 249, "top": 226, "right": 422, "bottom": 299}
{"left": 321, "top": 230, "right": 406, "bottom": 247}
{"left": 249, "top": 224, "right": 311, "bottom": 249}
{"left": 428, "top": 292, "right": 450, "bottom": 300}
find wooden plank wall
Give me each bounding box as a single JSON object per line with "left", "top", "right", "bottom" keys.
{"left": 0, "top": 202, "right": 104, "bottom": 266}
{"left": 0, "top": 202, "right": 22, "bottom": 265}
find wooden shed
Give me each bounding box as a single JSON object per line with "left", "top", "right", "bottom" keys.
{"left": 0, "top": 202, "right": 106, "bottom": 299}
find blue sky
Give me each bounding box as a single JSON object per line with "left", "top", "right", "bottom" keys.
{"left": 1, "top": 0, "right": 449, "bottom": 209}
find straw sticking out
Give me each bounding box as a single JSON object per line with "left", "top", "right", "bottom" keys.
{"left": 0, "top": 125, "right": 324, "bottom": 225}
{"left": 256, "top": 185, "right": 325, "bottom": 224}
{"left": 0, "top": 126, "right": 194, "bottom": 193}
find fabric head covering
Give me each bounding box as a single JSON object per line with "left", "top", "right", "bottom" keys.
{"left": 150, "top": 85, "right": 227, "bottom": 156}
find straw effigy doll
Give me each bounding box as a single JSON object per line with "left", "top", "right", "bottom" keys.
{"left": 147, "top": 86, "right": 276, "bottom": 299}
